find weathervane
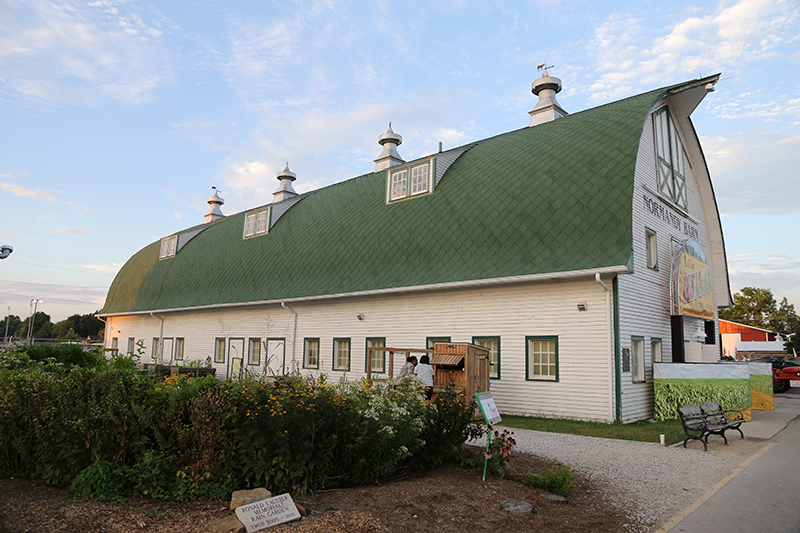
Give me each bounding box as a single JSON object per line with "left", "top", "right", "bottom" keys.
{"left": 537, "top": 62, "right": 554, "bottom": 75}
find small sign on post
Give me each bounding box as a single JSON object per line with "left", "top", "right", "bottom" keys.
{"left": 476, "top": 392, "right": 502, "bottom": 481}
{"left": 235, "top": 493, "right": 301, "bottom": 532}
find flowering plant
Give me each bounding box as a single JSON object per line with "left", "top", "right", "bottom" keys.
{"left": 484, "top": 428, "right": 516, "bottom": 477}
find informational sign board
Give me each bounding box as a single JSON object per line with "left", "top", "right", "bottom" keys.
{"left": 671, "top": 238, "right": 714, "bottom": 319}
{"left": 234, "top": 493, "right": 301, "bottom": 532}
{"left": 476, "top": 392, "right": 502, "bottom": 426}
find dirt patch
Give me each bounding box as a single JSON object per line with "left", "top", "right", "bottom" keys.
{"left": 0, "top": 453, "right": 635, "bottom": 533}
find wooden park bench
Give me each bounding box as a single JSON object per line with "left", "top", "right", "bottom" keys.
{"left": 677, "top": 402, "right": 746, "bottom": 451}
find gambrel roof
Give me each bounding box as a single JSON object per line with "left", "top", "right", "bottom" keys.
{"left": 101, "top": 77, "right": 724, "bottom": 315}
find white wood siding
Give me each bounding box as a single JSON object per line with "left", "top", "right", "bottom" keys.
{"left": 106, "top": 278, "right": 617, "bottom": 421}
{"left": 619, "top": 104, "right": 721, "bottom": 422}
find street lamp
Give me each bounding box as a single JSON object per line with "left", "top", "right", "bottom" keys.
{"left": 26, "top": 298, "right": 42, "bottom": 346}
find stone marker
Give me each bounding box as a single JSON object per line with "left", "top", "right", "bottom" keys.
{"left": 230, "top": 488, "right": 272, "bottom": 511}
{"left": 235, "top": 493, "right": 301, "bottom": 533}
{"left": 206, "top": 515, "right": 245, "bottom": 533}
{"left": 500, "top": 500, "right": 534, "bottom": 514}
{"left": 540, "top": 493, "right": 568, "bottom": 504}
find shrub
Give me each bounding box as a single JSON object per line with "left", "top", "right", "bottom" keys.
{"left": 519, "top": 459, "right": 573, "bottom": 496}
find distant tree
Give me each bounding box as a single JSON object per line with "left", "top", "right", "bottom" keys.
{"left": 720, "top": 287, "right": 800, "bottom": 356}
{"left": 53, "top": 318, "right": 74, "bottom": 339}
{"left": 74, "top": 312, "right": 104, "bottom": 338}
{"left": 2, "top": 314, "right": 22, "bottom": 340}
{"left": 16, "top": 311, "right": 53, "bottom": 340}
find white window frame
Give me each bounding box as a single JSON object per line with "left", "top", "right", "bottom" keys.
{"left": 244, "top": 208, "right": 269, "bottom": 238}
{"left": 653, "top": 107, "right": 688, "bottom": 211}
{"left": 410, "top": 164, "right": 429, "bottom": 195}
{"left": 304, "top": 338, "right": 319, "bottom": 369}
{"left": 632, "top": 337, "right": 645, "bottom": 382}
{"left": 390, "top": 169, "right": 408, "bottom": 200}
{"left": 646, "top": 228, "right": 658, "bottom": 270}
{"left": 526, "top": 336, "right": 558, "bottom": 381}
{"left": 159, "top": 235, "right": 177, "bottom": 259}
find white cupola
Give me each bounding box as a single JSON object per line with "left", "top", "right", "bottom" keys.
{"left": 273, "top": 163, "right": 298, "bottom": 203}
{"left": 529, "top": 68, "right": 568, "bottom": 127}
{"left": 203, "top": 188, "right": 225, "bottom": 224}
{"left": 374, "top": 123, "right": 405, "bottom": 172}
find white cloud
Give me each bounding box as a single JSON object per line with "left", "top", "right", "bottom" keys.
{"left": 0, "top": 0, "right": 171, "bottom": 106}
{"left": 55, "top": 227, "right": 89, "bottom": 234}
{"left": 585, "top": 0, "right": 800, "bottom": 103}
{"left": 80, "top": 262, "right": 123, "bottom": 275}
{"left": 0, "top": 182, "right": 58, "bottom": 202}
{"left": 727, "top": 252, "right": 800, "bottom": 308}
{"left": 703, "top": 131, "right": 800, "bottom": 215}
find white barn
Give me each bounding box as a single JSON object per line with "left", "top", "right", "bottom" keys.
{"left": 100, "top": 72, "right": 731, "bottom": 423}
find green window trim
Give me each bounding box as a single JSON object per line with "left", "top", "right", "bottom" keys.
{"left": 525, "top": 336, "right": 559, "bottom": 382}
{"left": 365, "top": 337, "right": 386, "bottom": 374}
{"left": 426, "top": 336, "right": 451, "bottom": 350}
{"left": 175, "top": 338, "right": 184, "bottom": 361}
{"left": 214, "top": 337, "right": 226, "bottom": 363}
{"left": 247, "top": 337, "right": 262, "bottom": 366}
{"left": 645, "top": 227, "right": 658, "bottom": 270}
{"left": 472, "top": 336, "right": 500, "bottom": 379}
{"left": 386, "top": 158, "right": 436, "bottom": 203}
{"left": 333, "top": 338, "right": 351, "bottom": 372}
{"left": 631, "top": 336, "right": 646, "bottom": 383}
{"left": 303, "top": 338, "right": 320, "bottom": 369}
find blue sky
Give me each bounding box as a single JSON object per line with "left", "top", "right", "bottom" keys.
{"left": 1, "top": 0, "right": 798, "bottom": 323}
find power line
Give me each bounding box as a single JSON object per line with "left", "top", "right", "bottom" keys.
{"left": 9, "top": 260, "right": 116, "bottom": 276}
{"left": 0, "top": 291, "right": 102, "bottom": 305}
{"left": 0, "top": 279, "right": 109, "bottom": 290}
{"left": 15, "top": 253, "right": 117, "bottom": 266}
{"left": 0, "top": 225, "right": 137, "bottom": 250}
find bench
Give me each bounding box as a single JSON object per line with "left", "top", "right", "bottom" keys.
{"left": 677, "top": 402, "right": 746, "bottom": 451}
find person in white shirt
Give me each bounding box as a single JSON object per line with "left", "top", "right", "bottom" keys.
{"left": 415, "top": 355, "right": 435, "bottom": 400}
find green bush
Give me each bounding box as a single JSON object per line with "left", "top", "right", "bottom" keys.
{"left": 0, "top": 367, "right": 474, "bottom": 500}
{"left": 519, "top": 460, "right": 573, "bottom": 496}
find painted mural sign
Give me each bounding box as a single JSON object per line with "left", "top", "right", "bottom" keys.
{"left": 749, "top": 362, "right": 774, "bottom": 411}
{"left": 653, "top": 363, "right": 751, "bottom": 421}
{"left": 671, "top": 238, "right": 714, "bottom": 319}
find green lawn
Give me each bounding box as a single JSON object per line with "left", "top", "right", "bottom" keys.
{"left": 499, "top": 415, "right": 686, "bottom": 446}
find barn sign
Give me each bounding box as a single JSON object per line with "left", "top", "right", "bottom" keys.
{"left": 671, "top": 238, "right": 714, "bottom": 320}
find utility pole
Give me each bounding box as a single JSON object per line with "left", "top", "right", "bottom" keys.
{"left": 3, "top": 306, "right": 9, "bottom": 344}
{"left": 26, "top": 299, "right": 42, "bottom": 346}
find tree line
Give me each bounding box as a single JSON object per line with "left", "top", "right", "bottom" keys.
{"left": 1, "top": 311, "right": 104, "bottom": 342}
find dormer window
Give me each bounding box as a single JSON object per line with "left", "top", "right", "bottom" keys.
{"left": 159, "top": 235, "right": 177, "bottom": 259}
{"left": 653, "top": 107, "right": 688, "bottom": 211}
{"left": 387, "top": 158, "right": 434, "bottom": 203}
{"left": 243, "top": 207, "right": 270, "bottom": 239}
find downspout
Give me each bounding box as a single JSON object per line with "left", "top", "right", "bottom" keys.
{"left": 281, "top": 302, "right": 298, "bottom": 370}
{"left": 97, "top": 316, "right": 108, "bottom": 351}
{"left": 150, "top": 312, "right": 165, "bottom": 365}
{"left": 596, "top": 273, "right": 615, "bottom": 422}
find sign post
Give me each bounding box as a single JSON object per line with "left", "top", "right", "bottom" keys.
{"left": 475, "top": 392, "right": 502, "bottom": 481}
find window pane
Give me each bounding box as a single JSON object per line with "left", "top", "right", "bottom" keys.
{"left": 304, "top": 339, "right": 319, "bottom": 368}
{"left": 475, "top": 338, "right": 499, "bottom": 378}
{"left": 175, "top": 338, "right": 184, "bottom": 361}
{"left": 256, "top": 210, "right": 268, "bottom": 234}
{"left": 391, "top": 170, "right": 407, "bottom": 200}
{"left": 215, "top": 338, "right": 225, "bottom": 363}
{"left": 367, "top": 339, "right": 385, "bottom": 372}
{"left": 528, "top": 338, "right": 557, "bottom": 380}
{"left": 410, "top": 165, "right": 428, "bottom": 194}
{"left": 646, "top": 231, "right": 657, "bottom": 269}
{"left": 652, "top": 339, "right": 662, "bottom": 363}
{"left": 335, "top": 339, "right": 350, "bottom": 370}
{"left": 244, "top": 214, "right": 256, "bottom": 237}
{"left": 249, "top": 339, "right": 261, "bottom": 365}
{"left": 632, "top": 338, "right": 645, "bottom": 382}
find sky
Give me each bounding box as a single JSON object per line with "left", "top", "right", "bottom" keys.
{"left": 1, "top": 0, "right": 799, "bottom": 324}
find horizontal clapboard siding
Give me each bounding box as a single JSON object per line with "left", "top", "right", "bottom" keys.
{"left": 107, "top": 277, "right": 616, "bottom": 422}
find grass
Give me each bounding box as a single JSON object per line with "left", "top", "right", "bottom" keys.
{"left": 499, "top": 415, "right": 686, "bottom": 446}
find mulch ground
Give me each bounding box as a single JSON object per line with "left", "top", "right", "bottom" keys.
{"left": 0, "top": 453, "right": 636, "bottom": 533}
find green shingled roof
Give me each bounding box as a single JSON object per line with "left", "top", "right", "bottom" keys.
{"left": 102, "top": 84, "right": 678, "bottom": 314}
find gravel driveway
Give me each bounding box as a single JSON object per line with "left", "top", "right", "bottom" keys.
{"left": 471, "top": 428, "right": 765, "bottom": 532}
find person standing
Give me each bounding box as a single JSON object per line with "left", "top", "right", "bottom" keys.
{"left": 415, "top": 355, "right": 435, "bottom": 400}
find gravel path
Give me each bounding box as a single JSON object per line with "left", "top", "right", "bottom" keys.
{"left": 471, "top": 429, "right": 765, "bottom": 532}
